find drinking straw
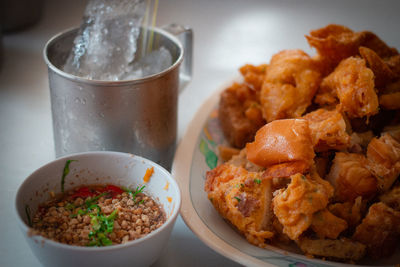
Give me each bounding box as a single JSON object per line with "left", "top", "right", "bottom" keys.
{"left": 146, "top": 0, "right": 159, "bottom": 54}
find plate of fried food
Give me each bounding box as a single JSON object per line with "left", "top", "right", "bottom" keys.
{"left": 172, "top": 24, "right": 400, "bottom": 267}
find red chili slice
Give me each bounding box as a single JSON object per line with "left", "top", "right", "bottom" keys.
{"left": 70, "top": 186, "right": 96, "bottom": 199}
{"left": 103, "top": 185, "right": 124, "bottom": 198}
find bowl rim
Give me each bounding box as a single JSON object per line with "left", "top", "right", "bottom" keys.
{"left": 15, "top": 151, "right": 181, "bottom": 251}
{"left": 43, "top": 26, "right": 184, "bottom": 85}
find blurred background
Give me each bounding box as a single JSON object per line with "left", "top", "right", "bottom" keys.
{"left": 1, "top": 0, "right": 400, "bottom": 266}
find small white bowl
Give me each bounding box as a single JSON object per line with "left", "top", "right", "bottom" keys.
{"left": 15, "top": 151, "right": 181, "bottom": 267}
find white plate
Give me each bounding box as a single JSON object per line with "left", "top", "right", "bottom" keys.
{"left": 171, "top": 82, "right": 396, "bottom": 267}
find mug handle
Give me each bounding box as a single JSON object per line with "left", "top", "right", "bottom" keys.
{"left": 162, "top": 23, "right": 193, "bottom": 92}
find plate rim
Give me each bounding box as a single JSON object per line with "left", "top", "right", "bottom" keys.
{"left": 172, "top": 81, "right": 275, "bottom": 267}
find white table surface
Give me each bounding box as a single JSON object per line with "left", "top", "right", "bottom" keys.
{"left": 1, "top": 0, "right": 400, "bottom": 266}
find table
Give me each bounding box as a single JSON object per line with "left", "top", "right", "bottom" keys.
{"left": 1, "top": 0, "right": 399, "bottom": 266}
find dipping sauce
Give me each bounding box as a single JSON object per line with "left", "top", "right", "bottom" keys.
{"left": 31, "top": 184, "right": 166, "bottom": 246}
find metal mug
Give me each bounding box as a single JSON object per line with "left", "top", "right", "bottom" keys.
{"left": 44, "top": 24, "right": 192, "bottom": 169}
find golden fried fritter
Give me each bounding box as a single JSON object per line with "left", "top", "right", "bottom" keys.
{"left": 385, "top": 54, "right": 400, "bottom": 77}
{"left": 348, "top": 131, "right": 374, "bottom": 153}
{"left": 379, "top": 92, "right": 400, "bottom": 110}
{"left": 353, "top": 202, "right": 400, "bottom": 259}
{"left": 310, "top": 209, "right": 348, "bottom": 239}
{"left": 272, "top": 172, "right": 334, "bottom": 240}
{"left": 379, "top": 184, "right": 400, "bottom": 211}
{"left": 359, "top": 46, "right": 396, "bottom": 88}
{"left": 319, "top": 57, "right": 379, "bottom": 119}
{"left": 362, "top": 31, "right": 399, "bottom": 59}
{"left": 302, "top": 108, "right": 350, "bottom": 152}
{"left": 260, "top": 50, "right": 321, "bottom": 122}
{"left": 262, "top": 161, "right": 310, "bottom": 180}
{"left": 326, "top": 152, "right": 377, "bottom": 202}
{"left": 205, "top": 163, "right": 274, "bottom": 247}
{"left": 219, "top": 83, "right": 266, "bottom": 148}
{"left": 366, "top": 133, "right": 400, "bottom": 192}
{"left": 297, "top": 237, "right": 366, "bottom": 261}
{"left": 306, "top": 24, "right": 365, "bottom": 73}
{"left": 246, "top": 119, "right": 315, "bottom": 168}
{"left": 228, "top": 148, "right": 264, "bottom": 173}
{"left": 383, "top": 124, "right": 400, "bottom": 143}
{"left": 306, "top": 24, "right": 398, "bottom": 74}
{"left": 239, "top": 64, "right": 268, "bottom": 91}
{"left": 328, "top": 196, "right": 366, "bottom": 228}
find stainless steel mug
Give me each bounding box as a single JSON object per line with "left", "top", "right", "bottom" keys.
{"left": 44, "top": 25, "right": 192, "bottom": 169}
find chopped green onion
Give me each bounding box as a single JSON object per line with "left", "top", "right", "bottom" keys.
{"left": 97, "top": 232, "right": 112, "bottom": 246}
{"left": 85, "top": 192, "right": 108, "bottom": 207}
{"left": 107, "top": 209, "right": 118, "bottom": 220}
{"left": 88, "top": 231, "right": 95, "bottom": 238}
{"left": 77, "top": 209, "right": 87, "bottom": 215}
{"left": 87, "top": 204, "right": 101, "bottom": 214}
{"left": 234, "top": 196, "right": 241, "bottom": 202}
{"left": 91, "top": 216, "right": 101, "bottom": 231}
{"left": 86, "top": 205, "right": 119, "bottom": 246}
{"left": 61, "top": 160, "right": 77, "bottom": 193}
{"left": 254, "top": 179, "right": 261, "bottom": 184}
{"left": 101, "top": 238, "right": 113, "bottom": 246}
{"left": 65, "top": 203, "right": 75, "bottom": 210}
{"left": 124, "top": 185, "right": 146, "bottom": 203}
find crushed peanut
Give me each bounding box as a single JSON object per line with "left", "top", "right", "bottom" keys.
{"left": 31, "top": 184, "right": 166, "bottom": 246}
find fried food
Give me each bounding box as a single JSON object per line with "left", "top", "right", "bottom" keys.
{"left": 383, "top": 124, "right": 400, "bottom": 142}
{"left": 246, "top": 119, "right": 315, "bottom": 168}
{"left": 260, "top": 50, "right": 321, "bottom": 122}
{"left": 204, "top": 163, "right": 274, "bottom": 247}
{"left": 302, "top": 108, "right": 350, "bottom": 152}
{"left": 379, "top": 91, "right": 400, "bottom": 110}
{"left": 314, "top": 151, "right": 333, "bottom": 177}
{"left": 262, "top": 161, "right": 310, "bottom": 180}
{"left": 272, "top": 172, "right": 333, "bottom": 240}
{"left": 239, "top": 64, "right": 268, "bottom": 91}
{"left": 219, "top": 82, "right": 266, "bottom": 148}
{"left": 359, "top": 46, "right": 396, "bottom": 88}
{"left": 228, "top": 148, "right": 264, "bottom": 173}
{"left": 310, "top": 209, "right": 348, "bottom": 239}
{"left": 361, "top": 31, "right": 398, "bottom": 59}
{"left": 211, "top": 24, "right": 400, "bottom": 263}
{"left": 326, "top": 152, "right": 377, "bottom": 202}
{"left": 353, "top": 202, "right": 400, "bottom": 259}
{"left": 385, "top": 54, "right": 400, "bottom": 77}
{"left": 306, "top": 24, "right": 398, "bottom": 74}
{"left": 366, "top": 133, "right": 400, "bottom": 192}
{"left": 378, "top": 79, "right": 400, "bottom": 110}
{"left": 379, "top": 184, "right": 400, "bottom": 211}
{"left": 298, "top": 237, "right": 366, "bottom": 261}
{"left": 348, "top": 131, "right": 374, "bottom": 153}
{"left": 319, "top": 57, "right": 379, "bottom": 119}
{"left": 306, "top": 24, "right": 365, "bottom": 73}
{"left": 328, "top": 196, "right": 366, "bottom": 228}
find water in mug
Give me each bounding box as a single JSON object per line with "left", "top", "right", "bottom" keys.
{"left": 62, "top": 0, "right": 172, "bottom": 81}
